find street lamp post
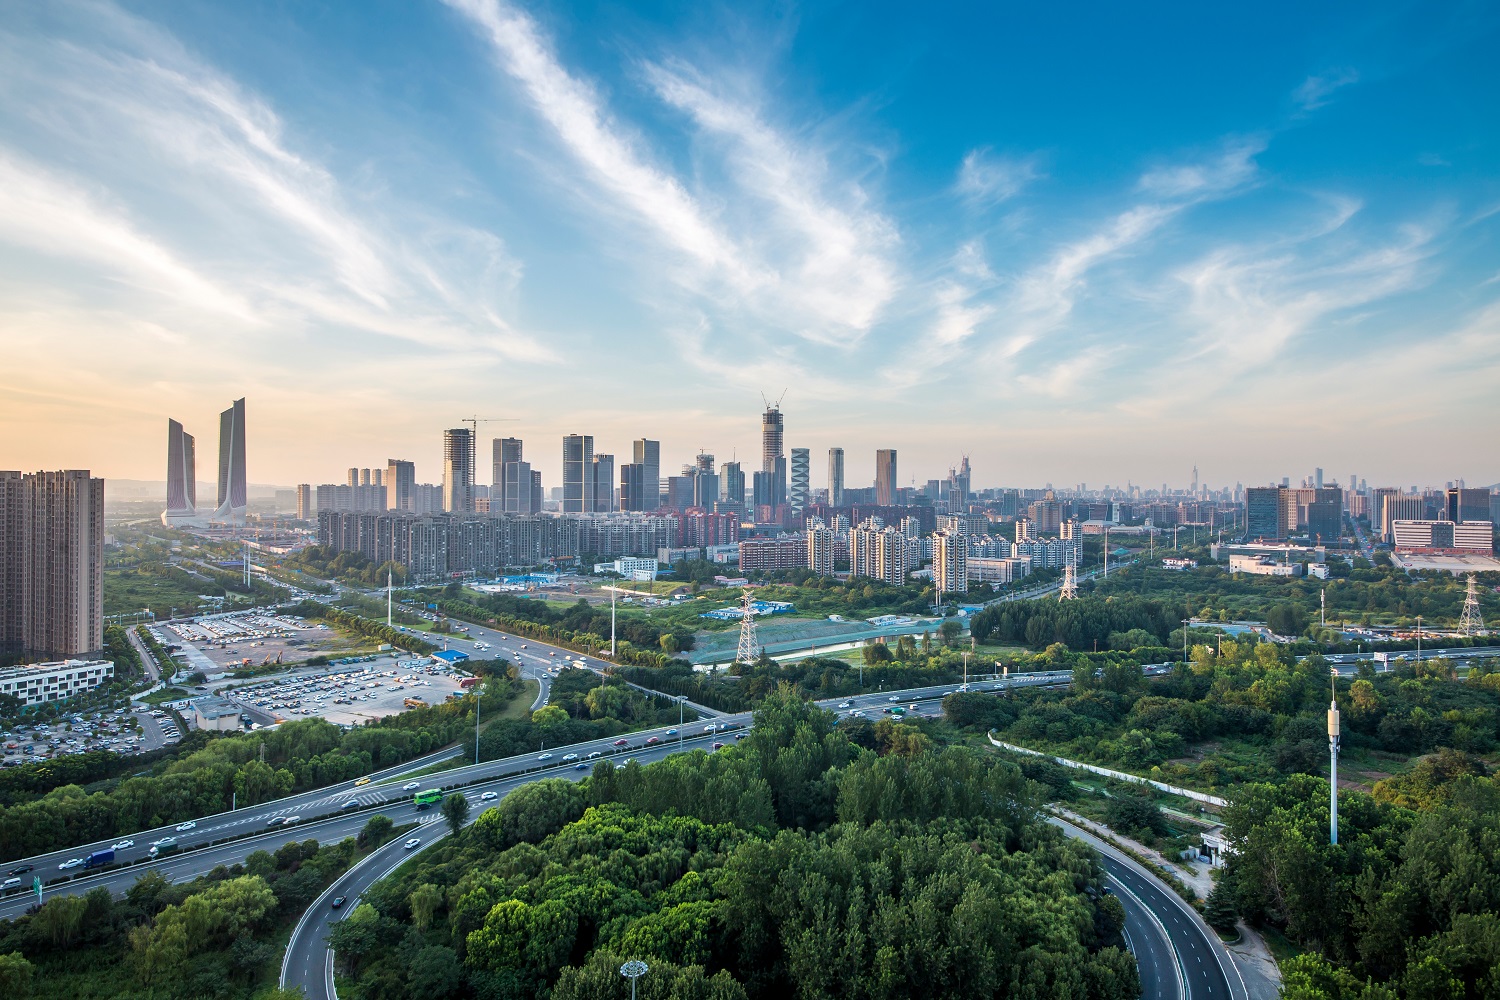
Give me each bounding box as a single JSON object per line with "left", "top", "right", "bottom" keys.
{"left": 620, "top": 960, "right": 648, "bottom": 1000}
{"left": 475, "top": 685, "right": 482, "bottom": 766}
{"left": 1182, "top": 618, "right": 1190, "bottom": 664}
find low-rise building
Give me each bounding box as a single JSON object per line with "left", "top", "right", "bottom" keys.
{"left": 1228, "top": 554, "right": 1301, "bottom": 577}
{"left": 1161, "top": 557, "right": 1197, "bottom": 571}
{"left": 0, "top": 658, "right": 114, "bottom": 707}
{"left": 194, "top": 697, "right": 242, "bottom": 732}
{"left": 967, "top": 556, "right": 1031, "bottom": 585}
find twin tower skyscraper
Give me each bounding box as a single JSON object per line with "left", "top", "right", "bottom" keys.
{"left": 161, "top": 397, "right": 247, "bottom": 526}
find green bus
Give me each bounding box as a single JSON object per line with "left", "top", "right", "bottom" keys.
{"left": 413, "top": 789, "right": 443, "bottom": 810}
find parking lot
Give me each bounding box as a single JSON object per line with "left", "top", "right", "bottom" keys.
{"left": 218, "top": 659, "right": 469, "bottom": 727}
{"left": 149, "top": 611, "right": 337, "bottom": 674}
{"left": 1, "top": 707, "right": 181, "bottom": 766}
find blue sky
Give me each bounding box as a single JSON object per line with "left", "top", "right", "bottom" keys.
{"left": 1, "top": 0, "right": 1496, "bottom": 492}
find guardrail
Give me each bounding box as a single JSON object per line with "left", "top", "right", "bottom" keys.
{"left": 986, "top": 733, "right": 1228, "bottom": 807}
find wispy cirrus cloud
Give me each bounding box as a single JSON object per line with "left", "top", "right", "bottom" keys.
{"left": 444, "top": 0, "right": 901, "bottom": 347}
{"left": 955, "top": 148, "right": 1042, "bottom": 207}
{"left": 1294, "top": 68, "right": 1359, "bottom": 111}
{"left": 0, "top": 1, "right": 547, "bottom": 363}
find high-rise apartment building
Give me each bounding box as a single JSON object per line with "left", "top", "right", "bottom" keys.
{"left": 162, "top": 418, "right": 197, "bottom": 526}
{"left": 210, "top": 397, "right": 247, "bottom": 524}
{"left": 441, "top": 428, "right": 475, "bottom": 513}
{"left": 828, "top": 447, "right": 845, "bottom": 507}
{"left": 632, "top": 439, "right": 660, "bottom": 509}
{"left": 875, "top": 449, "right": 898, "bottom": 506}
{"left": 492, "top": 439, "right": 534, "bottom": 514}
{"left": 1245, "top": 486, "right": 1287, "bottom": 541}
{"left": 0, "top": 471, "right": 104, "bottom": 660}
{"left": 1027, "top": 492, "right": 1062, "bottom": 535}
{"left": 563, "top": 435, "right": 595, "bottom": 514}
{"left": 593, "top": 454, "right": 615, "bottom": 512}
{"left": 762, "top": 405, "right": 785, "bottom": 507}
{"left": 807, "top": 522, "right": 836, "bottom": 576}
{"left": 933, "top": 530, "right": 968, "bottom": 596}
{"left": 347, "top": 468, "right": 359, "bottom": 487}
{"left": 386, "top": 460, "right": 416, "bottom": 511}
{"left": 790, "top": 448, "right": 810, "bottom": 514}
{"left": 850, "top": 519, "right": 906, "bottom": 586}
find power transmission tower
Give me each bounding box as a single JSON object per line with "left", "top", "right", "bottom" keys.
{"left": 735, "top": 589, "right": 761, "bottom": 663}
{"left": 1058, "top": 552, "right": 1077, "bottom": 601}
{"left": 1459, "top": 574, "right": 1485, "bottom": 635}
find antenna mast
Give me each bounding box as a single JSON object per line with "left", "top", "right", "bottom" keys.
{"left": 1328, "top": 674, "right": 1341, "bottom": 845}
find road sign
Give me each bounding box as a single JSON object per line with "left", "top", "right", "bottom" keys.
{"left": 32, "top": 876, "right": 41, "bottom": 904}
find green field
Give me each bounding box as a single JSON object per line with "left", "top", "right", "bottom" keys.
{"left": 103, "top": 566, "right": 224, "bottom": 617}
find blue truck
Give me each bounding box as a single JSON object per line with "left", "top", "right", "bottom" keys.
{"left": 84, "top": 849, "right": 115, "bottom": 869}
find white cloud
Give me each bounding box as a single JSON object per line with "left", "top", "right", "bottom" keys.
{"left": 1138, "top": 137, "right": 1266, "bottom": 199}
{"left": 955, "top": 148, "right": 1041, "bottom": 206}
{"left": 1294, "top": 69, "right": 1359, "bottom": 111}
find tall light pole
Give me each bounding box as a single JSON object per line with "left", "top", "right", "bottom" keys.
{"left": 1328, "top": 675, "right": 1341, "bottom": 845}
{"left": 474, "top": 684, "right": 483, "bottom": 765}
{"left": 620, "top": 960, "right": 648, "bottom": 1000}
{"left": 1415, "top": 615, "right": 1422, "bottom": 671}
{"left": 610, "top": 582, "right": 617, "bottom": 657}
{"left": 1182, "top": 618, "right": 1190, "bottom": 664}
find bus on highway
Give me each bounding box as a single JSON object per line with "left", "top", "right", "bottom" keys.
{"left": 413, "top": 789, "right": 443, "bottom": 809}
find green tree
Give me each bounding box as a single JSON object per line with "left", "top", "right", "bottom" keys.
{"left": 360, "top": 814, "right": 395, "bottom": 849}
{"left": 441, "top": 791, "right": 471, "bottom": 836}
{"left": 410, "top": 883, "right": 444, "bottom": 931}
{"left": 0, "top": 952, "right": 34, "bottom": 1000}
{"left": 861, "top": 642, "right": 893, "bottom": 666}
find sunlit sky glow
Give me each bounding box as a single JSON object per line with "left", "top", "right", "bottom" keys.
{"left": 2, "top": 1, "right": 1497, "bottom": 492}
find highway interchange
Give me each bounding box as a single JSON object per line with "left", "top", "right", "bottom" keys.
{"left": 12, "top": 608, "right": 1376, "bottom": 1000}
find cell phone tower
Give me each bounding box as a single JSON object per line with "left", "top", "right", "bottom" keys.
{"left": 1458, "top": 574, "right": 1485, "bottom": 636}
{"left": 1328, "top": 675, "right": 1341, "bottom": 846}
{"left": 735, "top": 589, "right": 761, "bottom": 664}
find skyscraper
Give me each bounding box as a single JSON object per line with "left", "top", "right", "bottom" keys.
{"left": 0, "top": 471, "right": 104, "bottom": 659}
{"left": 875, "top": 449, "right": 898, "bottom": 506}
{"left": 933, "top": 530, "right": 968, "bottom": 596}
{"left": 295, "top": 484, "right": 313, "bottom": 520}
{"left": 632, "top": 439, "right": 660, "bottom": 509}
{"left": 828, "top": 447, "right": 845, "bottom": 507}
{"left": 441, "top": 428, "right": 475, "bottom": 513}
{"left": 721, "top": 462, "right": 745, "bottom": 509}
{"left": 161, "top": 418, "right": 197, "bottom": 526}
{"left": 790, "top": 448, "right": 810, "bottom": 514}
{"left": 386, "top": 459, "right": 416, "bottom": 511}
{"left": 1246, "top": 486, "right": 1287, "bottom": 541}
{"left": 563, "top": 434, "right": 595, "bottom": 513}
{"left": 593, "top": 454, "right": 615, "bottom": 511}
{"left": 762, "top": 404, "right": 785, "bottom": 507}
{"left": 620, "top": 464, "right": 646, "bottom": 511}
{"left": 494, "top": 438, "right": 533, "bottom": 513}
{"left": 210, "top": 397, "right": 246, "bottom": 524}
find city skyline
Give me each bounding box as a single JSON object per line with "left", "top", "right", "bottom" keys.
{"left": 2, "top": 2, "right": 1498, "bottom": 486}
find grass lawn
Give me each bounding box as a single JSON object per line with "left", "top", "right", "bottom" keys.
{"left": 142, "top": 686, "right": 190, "bottom": 704}
{"left": 104, "top": 567, "right": 224, "bottom": 617}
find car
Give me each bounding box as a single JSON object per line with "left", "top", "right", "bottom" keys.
{"left": 1, "top": 878, "right": 20, "bottom": 889}
{"left": 645, "top": 736, "right": 659, "bottom": 745}
{"left": 549, "top": 652, "right": 556, "bottom": 657}
{"left": 354, "top": 776, "right": 372, "bottom": 787}
{"left": 9, "top": 865, "right": 33, "bottom": 876}
{"left": 481, "top": 791, "right": 498, "bottom": 801}
{"left": 175, "top": 821, "right": 196, "bottom": 832}
{"left": 404, "top": 837, "right": 421, "bottom": 850}
{"left": 561, "top": 753, "right": 578, "bottom": 761}
{"left": 403, "top": 781, "right": 421, "bottom": 791}
{"left": 343, "top": 800, "right": 360, "bottom": 809}
{"left": 838, "top": 702, "right": 852, "bottom": 709}
{"left": 266, "top": 816, "right": 285, "bottom": 827}
{"left": 613, "top": 739, "right": 630, "bottom": 747}
{"left": 538, "top": 752, "right": 553, "bottom": 761}
{"left": 331, "top": 896, "right": 347, "bottom": 909}
{"left": 703, "top": 724, "right": 716, "bottom": 732}
{"left": 712, "top": 742, "right": 724, "bottom": 750}
{"left": 665, "top": 729, "right": 677, "bottom": 736}
{"left": 575, "top": 762, "right": 589, "bottom": 771}
{"left": 112, "top": 839, "right": 135, "bottom": 850}
{"left": 887, "top": 695, "right": 899, "bottom": 702}
{"left": 58, "top": 858, "right": 84, "bottom": 870}
{"left": 586, "top": 751, "right": 602, "bottom": 759}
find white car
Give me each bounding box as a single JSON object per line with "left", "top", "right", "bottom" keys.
{"left": 561, "top": 753, "right": 578, "bottom": 761}
{"left": 112, "top": 839, "right": 135, "bottom": 850}
{"left": 175, "top": 821, "right": 196, "bottom": 832}
{"left": 838, "top": 702, "right": 851, "bottom": 709}
{"left": 538, "top": 752, "right": 553, "bottom": 761}
{"left": 887, "top": 696, "right": 899, "bottom": 702}
{"left": 404, "top": 837, "right": 421, "bottom": 850}
{"left": 480, "top": 791, "right": 498, "bottom": 801}
{"left": 2, "top": 877, "right": 20, "bottom": 888}
{"left": 58, "top": 858, "right": 84, "bottom": 870}
{"left": 403, "top": 781, "right": 421, "bottom": 791}
{"left": 703, "top": 724, "right": 716, "bottom": 732}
